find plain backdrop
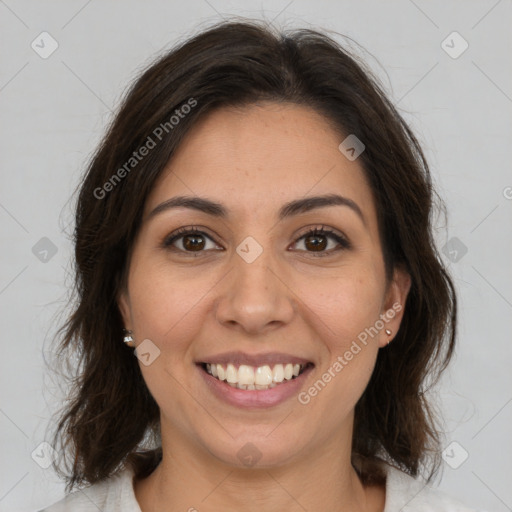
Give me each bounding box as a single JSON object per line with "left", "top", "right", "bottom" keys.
{"left": 0, "top": 1, "right": 511, "bottom": 511}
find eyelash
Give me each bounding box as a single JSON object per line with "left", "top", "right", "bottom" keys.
{"left": 162, "top": 225, "right": 351, "bottom": 257}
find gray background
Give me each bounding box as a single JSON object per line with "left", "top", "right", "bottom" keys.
{"left": 0, "top": 1, "right": 511, "bottom": 511}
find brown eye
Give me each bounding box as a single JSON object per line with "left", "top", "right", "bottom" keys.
{"left": 181, "top": 233, "right": 206, "bottom": 251}
{"left": 303, "top": 233, "right": 328, "bottom": 252}
{"left": 293, "top": 227, "right": 350, "bottom": 256}
{"left": 163, "top": 227, "right": 220, "bottom": 253}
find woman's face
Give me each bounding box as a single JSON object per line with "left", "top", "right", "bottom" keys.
{"left": 118, "top": 102, "right": 410, "bottom": 469}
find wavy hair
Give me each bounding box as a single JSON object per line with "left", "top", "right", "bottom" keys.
{"left": 47, "top": 18, "right": 457, "bottom": 492}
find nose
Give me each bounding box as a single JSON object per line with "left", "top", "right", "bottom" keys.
{"left": 214, "top": 248, "right": 296, "bottom": 335}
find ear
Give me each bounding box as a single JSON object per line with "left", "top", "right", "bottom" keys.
{"left": 378, "top": 266, "right": 411, "bottom": 348}
{"left": 117, "top": 286, "right": 132, "bottom": 329}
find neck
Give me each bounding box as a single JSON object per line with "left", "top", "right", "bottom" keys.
{"left": 133, "top": 421, "right": 385, "bottom": 512}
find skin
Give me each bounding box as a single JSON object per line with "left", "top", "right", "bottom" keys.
{"left": 118, "top": 102, "right": 411, "bottom": 512}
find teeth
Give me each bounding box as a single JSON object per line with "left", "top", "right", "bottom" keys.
{"left": 238, "top": 365, "right": 255, "bottom": 385}
{"left": 255, "top": 365, "right": 273, "bottom": 386}
{"left": 272, "top": 364, "right": 284, "bottom": 383}
{"left": 226, "top": 363, "right": 237, "bottom": 383}
{"left": 204, "top": 362, "right": 307, "bottom": 390}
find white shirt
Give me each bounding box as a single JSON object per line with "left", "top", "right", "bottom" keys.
{"left": 39, "top": 462, "right": 484, "bottom": 511}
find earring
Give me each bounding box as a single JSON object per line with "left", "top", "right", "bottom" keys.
{"left": 123, "top": 329, "right": 135, "bottom": 347}
{"left": 385, "top": 329, "right": 392, "bottom": 345}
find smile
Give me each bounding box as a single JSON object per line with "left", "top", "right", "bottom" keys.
{"left": 202, "top": 362, "right": 308, "bottom": 390}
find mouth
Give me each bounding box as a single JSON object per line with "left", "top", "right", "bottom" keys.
{"left": 199, "top": 362, "right": 313, "bottom": 391}
{"left": 196, "top": 351, "right": 315, "bottom": 408}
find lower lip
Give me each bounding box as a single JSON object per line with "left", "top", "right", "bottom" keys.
{"left": 197, "top": 364, "right": 314, "bottom": 409}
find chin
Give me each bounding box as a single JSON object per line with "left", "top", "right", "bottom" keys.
{"left": 200, "top": 431, "right": 306, "bottom": 470}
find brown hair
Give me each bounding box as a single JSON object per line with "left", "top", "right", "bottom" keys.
{"left": 48, "top": 18, "right": 456, "bottom": 492}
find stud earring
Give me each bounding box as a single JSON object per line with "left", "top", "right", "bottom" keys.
{"left": 385, "top": 329, "right": 392, "bottom": 345}
{"left": 123, "top": 329, "right": 135, "bottom": 347}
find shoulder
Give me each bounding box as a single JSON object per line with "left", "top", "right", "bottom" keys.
{"left": 383, "top": 463, "right": 485, "bottom": 512}
{"left": 38, "top": 466, "right": 141, "bottom": 512}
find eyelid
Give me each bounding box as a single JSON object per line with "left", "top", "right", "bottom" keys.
{"left": 294, "top": 224, "right": 348, "bottom": 243}
{"left": 162, "top": 224, "right": 351, "bottom": 254}
{"left": 162, "top": 225, "right": 221, "bottom": 249}
{"left": 292, "top": 224, "right": 351, "bottom": 252}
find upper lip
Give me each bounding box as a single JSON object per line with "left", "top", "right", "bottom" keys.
{"left": 197, "top": 351, "right": 313, "bottom": 367}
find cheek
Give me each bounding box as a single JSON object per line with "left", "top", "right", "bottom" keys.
{"left": 129, "top": 260, "right": 214, "bottom": 344}
{"left": 296, "top": 275, "right": 382, "bottom": 424}
{"left": 303, "top": 271, "right": 384, "bottom": 348}
{"left": 128, "top": 263, "right": 211, "bottom": 420}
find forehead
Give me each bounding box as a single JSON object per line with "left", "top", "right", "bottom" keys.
{"left": 144, "top": 103, "right": 377, "bottom": 225}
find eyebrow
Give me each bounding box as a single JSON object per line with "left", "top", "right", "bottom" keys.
{"left": 146, "top": 193, "right": 365, "bottom": 225}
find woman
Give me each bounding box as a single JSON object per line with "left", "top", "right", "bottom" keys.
{"left": 40, "top": 19, "right": 480, "bottom": 512}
